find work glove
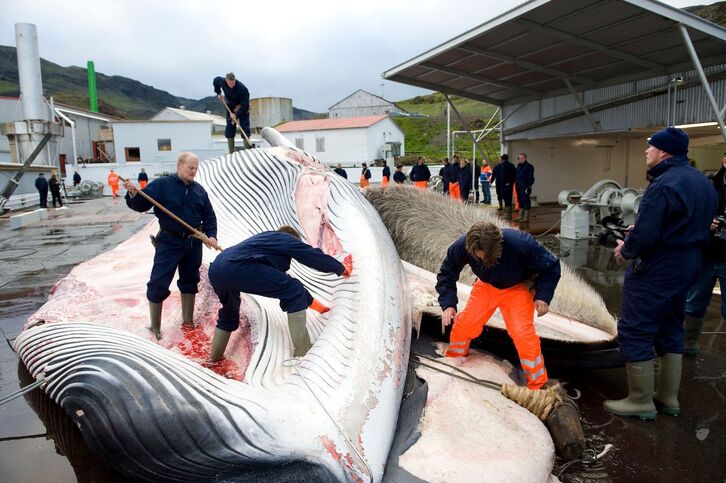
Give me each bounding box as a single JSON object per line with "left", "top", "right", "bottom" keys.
{"left": 342, "top": 254, "right": 353, "bottom": 278}
{"left": 309, "top": 299, "right": 331, "bottom": 314}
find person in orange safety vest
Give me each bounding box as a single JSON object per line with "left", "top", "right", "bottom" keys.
{"left": 107, "top": 169, "right": 120, "bottom": 198}
{"left": 448, "top": 155, "right": 461, "bottom": 200}
{"left": 436, "top": 221, "right": 561, "bottom": 389}
{"left": 359, "top": 163, "right": 371, "bottom": 188}
{"left": 409, "top": 156, "right": 431, "bottom": 191}
{"left": 382, "top": 163, "right": 391, "bottom": 187}
{"left": 138, "top": 168, "right": 149, "bottom": 189}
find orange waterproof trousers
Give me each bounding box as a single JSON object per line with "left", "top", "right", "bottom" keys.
{"left": 445, "top": 279, "right": 548, "bottom": 389}
{"left": 140, "top": 180, "right": 148, "bottom": 189}
{"left": 449, "top": 182, "right": 461, "bottom": 201}
{"left": 382, "top": 176, "right": 390, "bottom": 187}
{"left": 360, "top": 176, "right": 370, "bottom": 188}
{"left": 414, "top": 180, "right": 428, "bottom": 190}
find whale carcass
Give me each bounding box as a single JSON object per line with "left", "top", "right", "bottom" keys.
{"left": 13, "top": 129, "right": 411, "bottom": 482}
{"left": 365, "top": 186, "right": 618, "bottom": 359}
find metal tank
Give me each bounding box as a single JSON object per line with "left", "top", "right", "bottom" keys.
{"left": 250, "top": 97, "right": 293, "bottom": 131}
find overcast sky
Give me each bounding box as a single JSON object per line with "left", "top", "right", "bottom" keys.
{"left": 0, "top": 0, "right": 716, "bottom": 112}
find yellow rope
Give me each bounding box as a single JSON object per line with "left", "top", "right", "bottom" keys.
{"left": 500, "top": 383, "right": 565, "bottom": 421}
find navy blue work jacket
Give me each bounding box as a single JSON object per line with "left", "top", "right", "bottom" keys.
{"left": 126, "top": 174, "right": 217, "bottom": 238}
{"left": 499, "top": 161, "right": 516, "bottom": 187}
{"left": 382, "top": 166, "right": 391, "bottom": 178}
{"left": 446, "top": 163, "right": 460, "bottom": 183}
{"left": 621, "top": 154, "right": 717, "bottom": 261}
{"left": 219, "top": 231, "right": 344, "bottom": 275}
{"left": 393, "top": 171, "right": 406, "bottom": 184}
{"left": 436, "top": 229, "right": 561, "bottom": 310}
{"left": 213, "top": 77, "right": 250, "bottom": 113}
{"left": 35, "top": 176, "right": 48, "bottom": 191}
{"left": 458, "top": 164, "right": 472, "bottom": 189}
{"left": 410, "top": 164, "right": 431, "bottom": 182}
{"left": 515, "top": 161, "right": 534, "bottom": 188}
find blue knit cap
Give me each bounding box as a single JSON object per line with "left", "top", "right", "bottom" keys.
{"left": 647, "top": 127, "right": 689, "bottom": 156}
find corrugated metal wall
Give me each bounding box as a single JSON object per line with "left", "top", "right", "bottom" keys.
{"left": 504, "top": 64, "right": 726, "bottom": 139}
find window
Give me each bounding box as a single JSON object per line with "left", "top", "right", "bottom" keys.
{"left": 125, "top": 147, "right": 141, "bottom": 162}
{"left": 295, "top": 138, "right": 304, "bottom": 149}
{"left": 157, "top": 139, "right": 172, "bottom": 151}
{"left": 316, "top": 137, "right": 325, "bottom": 153}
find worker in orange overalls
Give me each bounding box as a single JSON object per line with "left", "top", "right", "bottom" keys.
{"left": 448, "top": 155, "right": 461, "bottom": 200}
{"left": 359, "top": 163, "right": 371, "bottom": 188}
{"left": 107, "top": 169, "right": 120, "bottom": 198}
{"left": 138, "top": 168, "right": 149, "bottom": 189}
{"left": 436, "top": 221, "right": 561, "bottom": 389}
{"left": 381, "top": 163, "right": 391, "bottom": 187}
{"left": 409, "top": 156, "right": 431, "bottom": 191}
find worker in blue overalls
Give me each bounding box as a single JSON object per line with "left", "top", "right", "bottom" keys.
{"left": 213, "top": 72, "right": 251, "bottom": 152}
{"left": 208, "top": 226, "right": 353, "bottom": 361}
{"left": 123, "top": 152, "right": 218, "bottom": 339}
{"left": 604, "top": 127, "right": 716, "bottom": 420}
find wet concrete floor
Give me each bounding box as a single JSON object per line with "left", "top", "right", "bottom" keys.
{"left": 0, "top": 199, "right": 723, "bottom": 482}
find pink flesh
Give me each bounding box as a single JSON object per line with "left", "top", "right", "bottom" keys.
{"left": 25, "top": 222, "right": 253, "bottom": 381}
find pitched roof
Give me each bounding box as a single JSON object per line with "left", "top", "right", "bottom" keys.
{"left": 275, "top": 115, "right": 388, "bottom": 132}
{"left": 155, "top": 107, "right": 227, "bottom": 124}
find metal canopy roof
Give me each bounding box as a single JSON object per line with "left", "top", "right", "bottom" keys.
{"left": 382, "top": 0, "right": 726, "bottom": 106}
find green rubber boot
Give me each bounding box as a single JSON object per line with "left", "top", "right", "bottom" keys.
{"left": 603, "top": 360, "right": 657, "bottom": 420}
{"left": 654, "top": 353, "right": 682, "bottom": 416}
{"left": 149, "top": 301, "right": 163, "bottom": 340}
{"left": 288, "top": 310, "right": 311, "bottom": 358}
{"left": 209, "top": 328, "right": 231, "bottom": 362}
{"left": 683, "top": 314, "right": 705, "bottom": 356}
{"left": 181, "top": 293, "right": 195, "bottom": 326}
{"left": 227, "top": 138, "right": 235, "bottom": 154}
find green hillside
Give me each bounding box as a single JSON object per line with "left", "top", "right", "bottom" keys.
{"left": 393, "top": 93, "right": 501, "bottom": 164}
{"left": 0, "top": 45, "right": 319, "bottom": 120}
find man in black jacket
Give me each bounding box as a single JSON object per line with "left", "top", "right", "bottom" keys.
{"left": 213, "top": 72, "right": 250, "bottom": 153}
{"left": 497, "top": 154, "right": 516, "bottom": 219}
{"left": 35, "top": 173, "right": 48, "bottom": 208}
{"left": 333, "top": 163, "right": 348, "bottom": 179}
{"left": 683, "top": 151, "right": 726, "bottom": 355}
{"left": 458, "top": 158, "right": 472, "bottom": 203}
{"left": 439, "top": 158, "right": 450, "bottom": 195}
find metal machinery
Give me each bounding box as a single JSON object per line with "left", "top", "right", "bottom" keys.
{"left": 0, "top": 23, "right": 62, "bottom": 212}
{"left": 558, "top": 180, "right": 642, "bottom": 240}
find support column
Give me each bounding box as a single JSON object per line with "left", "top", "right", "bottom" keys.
{"left": 678, "top": 24, "right": 726, "bottom": 144}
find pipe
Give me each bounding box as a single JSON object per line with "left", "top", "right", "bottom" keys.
{"left": 87, "top": 61, "right": 98, "bottom": 113}
{"left": 15, "top": 24, "right": 45, "bottom": 121}
{"left": 54, "top": 107, "right": 77, "bottom": 172}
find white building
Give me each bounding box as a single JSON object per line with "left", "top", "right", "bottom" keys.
{"left": 329, "top": 90, "right": 408, "bottom": 118}
{"left": 112, "top": 120, "right": 219, "bottom": 166}
{"left": 276, "top": 115, "right": 405, "bottom": 165}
